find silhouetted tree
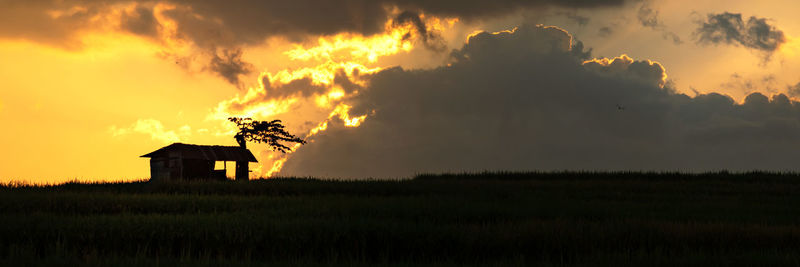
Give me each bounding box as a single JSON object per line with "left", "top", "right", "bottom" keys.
{"left": 228, "top": 117, "right": 306, "bottom": 152}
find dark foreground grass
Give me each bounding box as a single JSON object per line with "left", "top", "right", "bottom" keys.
{"left": 3, "top": 172, "right": 800, "bottom": 266}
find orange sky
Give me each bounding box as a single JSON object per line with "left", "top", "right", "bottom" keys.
{"left": 2, "top": 1, "right": 800, "bottom": 183}
{"left": 0, "top": 8, "right": 459, "bottom": 183}
{"left": 0, "top": 36, "right": 234, "bottom": 182}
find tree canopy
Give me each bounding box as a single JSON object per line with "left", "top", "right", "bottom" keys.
{"left": 228, "top": 117, "right": 306, "bottom": 153}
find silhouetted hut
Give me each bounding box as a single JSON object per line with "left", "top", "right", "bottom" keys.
{"left": 141, "top": 143, "right": 258, "bottom": 181}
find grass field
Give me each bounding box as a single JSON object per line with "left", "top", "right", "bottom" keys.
{"left": 3, "top": 172, "right": 800, "bottom": 266}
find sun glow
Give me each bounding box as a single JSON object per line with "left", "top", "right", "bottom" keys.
{"left": 211, "top": 13, "right": 456, "bottom": 177}
{"left": 268, "top": 61, "right": 381, "bottom": 87}
{"left": 284, "top": 18, "right": 420, "bottom": 63}
{"left": 583, "top": 54, "right": 668, "bottom": 88}
{"left": 780, "top": 35, "right": 800, "bottom": 58}
{"left": 315, "top": 88, "right": 346, "bottom": 108}
{"left": 211, "top": 97, "right": 299, "bottom": 124}
{"left": 331, "top": 103, "right": 368, "bottom": 127}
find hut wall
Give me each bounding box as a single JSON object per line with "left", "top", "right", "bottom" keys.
{"left": 150, "top": 157, "right": 185, "bottom": 181}
{"left": 181, "top": 159, "right": 214, "bottom": 180}
{"left": 170, "top": 158, "right": 181, "bottom": 179}
{"left": 144, "top": 145, "right": 257, "bottom": 181}
{"left": 149, "top": 158, "right": 172, "bottom": 181}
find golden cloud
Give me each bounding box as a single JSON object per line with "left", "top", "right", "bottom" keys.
{"left": 110, "top": 119, "right": 191, "bottom": 144}
{"left": 210, "top": 14, "right": 456, "bottom": 177}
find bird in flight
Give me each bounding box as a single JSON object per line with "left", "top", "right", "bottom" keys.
{"left": 616, "top": 104, "right": 625, "bottom": 111}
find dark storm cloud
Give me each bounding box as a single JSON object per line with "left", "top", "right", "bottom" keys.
{"left": 265, "top": 78, "right": 326, "bottom": 99}
{"left": 207, "top": 49, "right": 254, "bottom": 87}
{"left": 262, "top": 69, "right": 364, "bottom": 98}
{"left": 636, "top": 3, "right": 682, "bottom": 45}
{"left": 0, "top": 0, "right": 631, "bottom": 85}
{"left": 694, "top": 12, "right": 786, "bottom": 55}
{"left": 394, "top": 11, "right": 431, "bottom": 39}
{"left": 788, "top": 82, "right": 800, "bottom": 98}
{"left": 278, "top": 25, "right": 800, "bottom": 178}
{"left": 0, "top": 1, "right": 99, "bottom": 49}
{"left": 637, "top": 7, "right": 658, "bottom": 28}
{"left": 120, "top": 5, "right": 159, "bottom": 37}
{"left": 569, "top": 40, "right": 592, "bottom": 60}
{"left": 598, "top": 26, "right": 613, "bottom": 37}
{"left": 0, "top": 0, "right": 630, "bottom": 47}
{"left": 719, "top": 73, "right": 778, "bottom": 96}
{"left": 393, "top": 11, "right": 446, "bottom": 51}
{"left": 556, "top": 11, "right": 590, "bottom": 26}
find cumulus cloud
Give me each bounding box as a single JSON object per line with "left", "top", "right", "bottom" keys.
{"left": 277, "top": 24, "right": 800, "bottom": 178}
{"left": 110, "top": 119, "right": 191, "bottom": 144}
{"left": 636, "top": 3, "right": 682, "bottom": 45}
{"left": 694, "top": 12, "right": 786, "bottom": 57}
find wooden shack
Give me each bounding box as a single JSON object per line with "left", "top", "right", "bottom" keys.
{"left": 141, "top": 143, "right": 258, "bottom": 181}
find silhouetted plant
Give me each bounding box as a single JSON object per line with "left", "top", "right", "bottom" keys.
{"left": 228, "top": 117, "right": 306, "bottom": 152}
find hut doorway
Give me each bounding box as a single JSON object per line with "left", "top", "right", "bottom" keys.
{"left": 213, "top": 161, "right": 235, "bottom": 180}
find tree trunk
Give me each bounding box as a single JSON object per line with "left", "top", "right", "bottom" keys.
{"left": 235, "top": 135, "right": 246, "bottom": 148}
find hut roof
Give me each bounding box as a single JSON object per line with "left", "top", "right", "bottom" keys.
{"left": 141, "top": 143, "right": 258, "bottom": 162}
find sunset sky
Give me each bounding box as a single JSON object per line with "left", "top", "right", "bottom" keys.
{"left": 3, "top": 0, "right": 800, "bottom": 183}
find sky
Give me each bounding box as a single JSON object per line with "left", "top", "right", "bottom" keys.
{"left": 3, "top": 0, "right": 800, "bottom": 183}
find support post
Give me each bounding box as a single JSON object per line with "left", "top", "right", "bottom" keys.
{"left": 235, "top": 161, "right": 248, "bottom": 181}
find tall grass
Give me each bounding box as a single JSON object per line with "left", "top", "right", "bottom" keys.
{"left": 3, "top": 172, "right": 800, "bottom": 266}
